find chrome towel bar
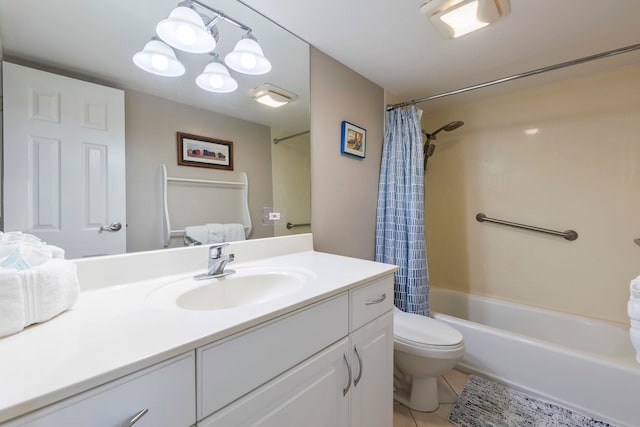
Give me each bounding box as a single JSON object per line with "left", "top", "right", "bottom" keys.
{"left": 476, "top": 213, "right": 578, "bottom": 241}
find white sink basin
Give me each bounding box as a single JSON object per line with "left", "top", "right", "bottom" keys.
{"left": 147, "top": 267, "right": 313, "bottom": 311}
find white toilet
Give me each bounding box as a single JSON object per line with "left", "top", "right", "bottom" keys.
{"left": 393, "top": 306, "right": 465, "bottom": 412}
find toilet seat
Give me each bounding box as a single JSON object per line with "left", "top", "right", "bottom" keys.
{"left": 393, "top": 307, "right": 464, "bottom": 357}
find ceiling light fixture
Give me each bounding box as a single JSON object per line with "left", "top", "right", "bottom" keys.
{"left": 250, "top": 84, "right": 298, "bottom": 108}
{"left": 420, "top": 0, "right": 510, "bottom": 39}
{"left": 132, "top": 38, "right": 186, "bottom": 77}
{"left": 133, "top": 0, "right": 271, "bottom": 92}
{"left": 196, "top": 53, "right": 238, "bottom": 93}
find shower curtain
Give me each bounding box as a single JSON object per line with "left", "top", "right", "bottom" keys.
{"left": 375, "top": 106, "right": 430, "bottom": 316}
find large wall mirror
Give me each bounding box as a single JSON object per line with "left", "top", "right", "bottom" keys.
{"left": 0, "top": 0, "right": 310, "bottom": 258}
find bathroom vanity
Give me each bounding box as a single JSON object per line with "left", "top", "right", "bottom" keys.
{"left": 0, "top": 234, "right": 397, "bottom": 426}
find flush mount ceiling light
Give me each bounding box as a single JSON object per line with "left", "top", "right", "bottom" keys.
{"left": 420, "top": 0, "right": 510, "bottom": 39}
{"left": 134, "top": 0, "right": 271, "bottom": 92}
{"left": 196, "top": 53, "right": 238, "bottom": 93}
{"left": 250, "top": 84, "right": 298, "bottom": 108}
{"left": 132, "top": 38, "right": 186, "bottom": 77}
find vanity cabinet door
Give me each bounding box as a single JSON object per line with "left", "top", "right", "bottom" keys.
{"left": 5, "top": 352, "right": 195, "bottom": 427}
{"left": 349, "top": 311, "right": 394, "bottom": 427}
{"left": 198, "top": 338, "right": 350, "bottom": 427}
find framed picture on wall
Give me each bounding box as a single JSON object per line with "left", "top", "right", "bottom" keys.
{"left": 177, "top": 132, "right": 233, "bottom": 170}
{"left": 340, "top": 121, "right": 366, "bottom": 159}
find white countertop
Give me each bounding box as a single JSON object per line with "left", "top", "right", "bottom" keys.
{"left": 0, "top": 234, "right": 397, "bottom": 423}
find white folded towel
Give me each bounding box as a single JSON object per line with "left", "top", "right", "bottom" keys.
{"left": 205, "top": 224, "right": 225, "bottom": 244}
{"left": 185, "top": 223, "right": 247, "bottom": 245}
{"left": 184, "top": 225, "right": 209, "bottom": 245}
{"left": 223, "top": 223, "right": 246, "bottom": 242}
{"left": 0, "top": 259, "right": 80, "bottom": 338}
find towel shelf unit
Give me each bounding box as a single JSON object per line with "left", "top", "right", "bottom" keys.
{"left": 161, "top": 164, "right": 251, "bottom": 247}
{"left": 476, "top": 213, "right": 578, "bottom": 241}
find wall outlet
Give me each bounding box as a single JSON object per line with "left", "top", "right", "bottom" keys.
{"left": 268, "top": 212, "right": 281, "bottom": 221}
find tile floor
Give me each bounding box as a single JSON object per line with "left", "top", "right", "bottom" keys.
{"left": 393, "top": 369, "right": 469, "bottom": 427}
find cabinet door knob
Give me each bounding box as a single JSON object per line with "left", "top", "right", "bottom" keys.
{"left": 353, "top": 345, "right": 363, "bottom": 387}
{"left": 365, "top": 293, "right": 386, "bottom": 305}
{"left": 126, "top": 408, "right": 148, "bottom": 426}
{"left": 342, "top": 353, "right": 352, "bottom": 396}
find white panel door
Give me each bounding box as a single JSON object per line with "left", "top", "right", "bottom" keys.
{"left": 2, "top": 61, "right": 126, "bottom": 258}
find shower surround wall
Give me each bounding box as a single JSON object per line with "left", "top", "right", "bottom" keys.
{"left": 423, "top": 66, "right": 640, "bottom": 324}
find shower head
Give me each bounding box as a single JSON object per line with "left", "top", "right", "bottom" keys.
{"left": 424, "top": 120, "right": 464, "bottom": 140}
{"left": 423, "top": 120, "right": 464, "bottom": 170}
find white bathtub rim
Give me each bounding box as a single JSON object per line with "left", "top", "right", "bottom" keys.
{"left": 432, "top": 287, "right": 628, "bottom": 328}
{"left": 434, "top": 311, "right": 639, "bottom": 372}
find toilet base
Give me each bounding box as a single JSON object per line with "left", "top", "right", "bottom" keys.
{"left": 394, "top": 377, "right": 439, "bottom": 412}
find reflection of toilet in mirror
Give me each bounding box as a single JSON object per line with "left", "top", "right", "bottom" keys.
{"left": 392, "top": 307, "right": 465, "bottom": 412}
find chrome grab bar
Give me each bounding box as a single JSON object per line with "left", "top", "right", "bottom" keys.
{"left": 286, "top": 222, "right": 311, "bottom": 230}
{"left": 476, "top": 213, "right": 578, "bottom": 241}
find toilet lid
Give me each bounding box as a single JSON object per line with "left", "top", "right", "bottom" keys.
{"left": 394, "top": 308, "right": 463, "bottom": 346}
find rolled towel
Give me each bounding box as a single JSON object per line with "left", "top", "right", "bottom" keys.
{"left": 631, "top": 275, "right": 640, "bottom": 297}
{"left": 46, "top": 245, "right": 66, "bottom": 259}
{"left": 0, "top": 259, "right": 79, "bottom": 338}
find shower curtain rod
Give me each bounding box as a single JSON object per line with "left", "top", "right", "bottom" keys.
{"left": 272, "top": 130, "right": 310, "bottom": 144}
{"left": 386, "top": 42, "right": 640, "bottom": 111}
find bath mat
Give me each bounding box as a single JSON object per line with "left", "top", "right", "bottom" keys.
{"left": 449, "top": 375, "right": 615, "bottom": 427}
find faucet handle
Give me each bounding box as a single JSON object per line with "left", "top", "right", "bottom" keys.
{"left": 209, "top": 242, "right": 229, "bottom": 258}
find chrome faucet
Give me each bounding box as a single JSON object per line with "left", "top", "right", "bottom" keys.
{"left": 193, "top": 243, "right": 235, "bottom": 280}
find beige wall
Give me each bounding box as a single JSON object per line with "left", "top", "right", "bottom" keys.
{"left": 272, "top": 133, "right": 311, "bottom": 237}
{"left": 423, "top": 66, "right": 640, "bottom": 324}
{"left": 125, "top": 90, "right": 274, "bottom": 253}
{"left": 309, "top": 48, "right": 385, "bottom": 260}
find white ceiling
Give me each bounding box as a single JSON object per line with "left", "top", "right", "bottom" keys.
{"left": 3, "top": 0, "right": 639, "bottom": 123}
{"left": 240, "top": 0, "right": 640, "bottom": 109}
{"left": 0, "top": 0, "right": 310, "bottom": 136}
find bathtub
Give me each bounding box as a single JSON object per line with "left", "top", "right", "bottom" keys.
{"left": 430, "top": 288, "right": 640, "bottom": 427}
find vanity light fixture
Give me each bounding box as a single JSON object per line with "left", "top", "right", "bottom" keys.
{"left": 156, "top": 5, "right": 218, "bottom": 53}
{"left": 225, "top": 32, "right": 272, "bottom": 75}
{"left": 420, "top": 0, "right": 511, "bottom": 39}
{"left": 134, "top": 0, "right": 271, "bottom": 91}
{"left": 196, "top": 53, "right": 238, "bottom": 93}
{"left": 250, "top": 84, "right": 298, "bottom": 108}
{"left": 132, "top": 38, "right": 186, "bottom": 77}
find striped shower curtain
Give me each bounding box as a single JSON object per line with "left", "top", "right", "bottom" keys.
{"left": 375, "top": 106, "right": 430, "bottom": 316}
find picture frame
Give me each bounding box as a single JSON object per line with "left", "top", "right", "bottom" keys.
{"left": 340, "top": 121, "right": 366, "bottom": 159}
{"left": 177, "top": 132, "right": 233, "bottom": 170}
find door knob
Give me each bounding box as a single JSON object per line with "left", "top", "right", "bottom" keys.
{"left": 99, "top": 222, "right": 122, "bottom": 233}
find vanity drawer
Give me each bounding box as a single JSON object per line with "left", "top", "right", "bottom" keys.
{"left": 197, "top": 293, "right": 349, "bottom": 420}
{"left": 350, "top": 275, "right": 394, "bottom": 331}
{"left": 6, "top": 352, "right": 196, "bottom": 427}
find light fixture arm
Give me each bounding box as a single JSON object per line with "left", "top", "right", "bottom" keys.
{"left": 189, "top": 0, "right": 252, "bottom": 33}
